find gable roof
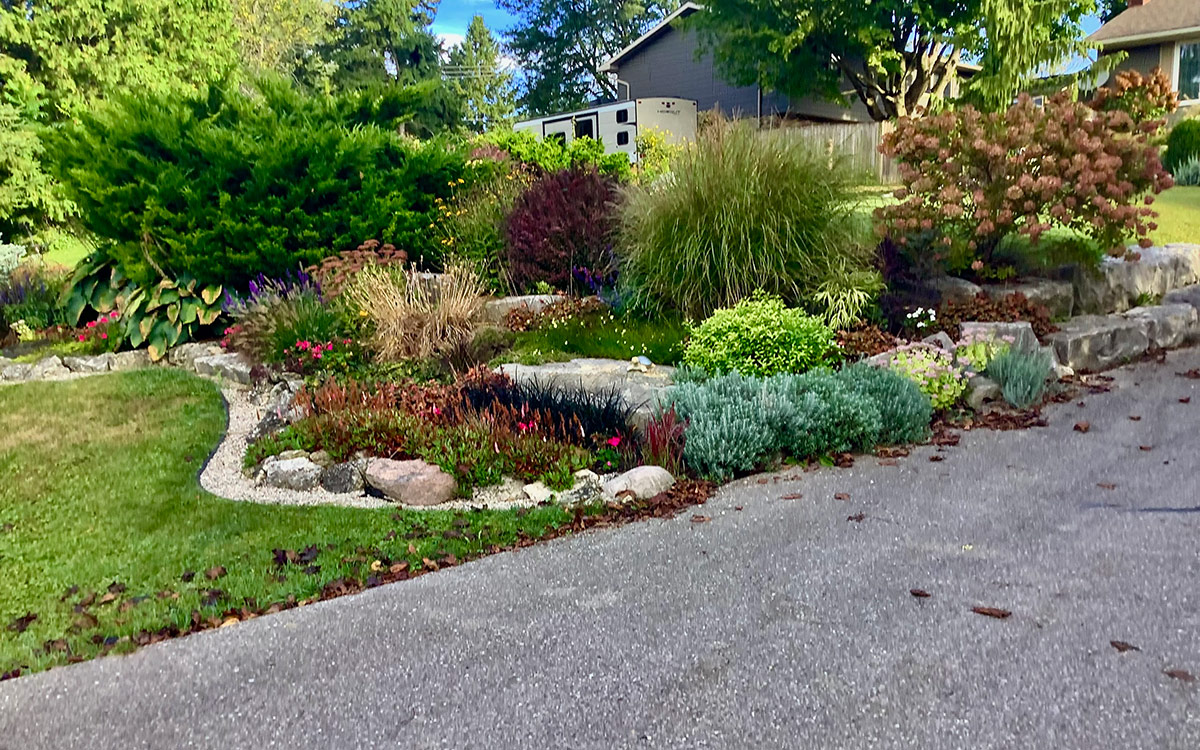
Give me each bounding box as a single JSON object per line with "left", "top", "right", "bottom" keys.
{"left": 600, "top": 3, "right": 704, "bottom": 73}
{"left": 1090, "top": 0, "right": 1200, "bottom": 49}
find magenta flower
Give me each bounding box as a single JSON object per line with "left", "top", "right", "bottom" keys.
{"left": 607, "top": 437, "right": 621, "bottom": 448}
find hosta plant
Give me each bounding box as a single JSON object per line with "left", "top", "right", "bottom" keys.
{"left": 64, "top": 253, "right": 224, "bottom": 360}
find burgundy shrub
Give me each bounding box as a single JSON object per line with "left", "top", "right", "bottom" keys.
{"left": 505, "top": 167, "right": 619, "bottom": 293}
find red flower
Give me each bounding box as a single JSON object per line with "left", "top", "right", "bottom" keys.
{"left": 607, "top": 436, "right": 622, "bottom": 448}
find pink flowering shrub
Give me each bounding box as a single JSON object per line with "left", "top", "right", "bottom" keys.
{"left": 876, "top": 91, "right": 1174, "bottom": 275}
{"left": 76, "top": 310, "right": 123, "bottom": 353}
{"left": 283, "top": 338, "right": 363, "bottom": 376}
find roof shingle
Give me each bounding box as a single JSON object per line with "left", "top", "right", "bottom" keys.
{"left": 1090, "top": 0, "right": 1200, "bottom": 47}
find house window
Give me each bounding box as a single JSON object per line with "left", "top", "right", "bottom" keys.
{"left": 617, "top": 131, "right": 630, "bottom": 146}
{"left": 616, "top": 109, "right": 629, "bottom": 124}
{"left": 574, "top": 118, "right": 595, "bottom": 140}
{"left": 1180, "top": 43, "right": 1200, "bottom": 101}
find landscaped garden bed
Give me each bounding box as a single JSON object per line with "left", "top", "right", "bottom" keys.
{"left": 4, "top": 67, "right": 1200, "bottom": 680}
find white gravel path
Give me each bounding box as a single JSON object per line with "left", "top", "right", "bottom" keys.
{"left": 200, "top": 385, "right": 391, "bottom": 510}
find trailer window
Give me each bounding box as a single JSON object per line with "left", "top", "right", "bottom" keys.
{"left": 574, "top": 119, "right": 595, "bottom": 140}
{"left": 549, "top": 132, "right": 567, "bottom": 146}
{"left": 616, "top": 109, "right": 629, "bottom": 124}
{"left": 617, "top": 131, "right": 630, "bottom": 146}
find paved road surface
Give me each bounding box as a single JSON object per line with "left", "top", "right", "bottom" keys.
{"left": 3, "top": 351, "right": 1200, "bottom": 749}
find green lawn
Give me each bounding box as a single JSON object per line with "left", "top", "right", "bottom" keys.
{"left": 1150, "top": 186, "right": 1200, "bottom": 245}
{"left": 0, "top": 370, "right": 578, "bottom": 676}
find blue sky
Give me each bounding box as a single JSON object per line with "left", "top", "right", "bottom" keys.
{"left": 431, "top": 1, "right": 516, "bottom": 47}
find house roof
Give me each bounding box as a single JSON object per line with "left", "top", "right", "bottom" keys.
{"left": 600, "top": 2, "right": 985, "bottom": 76}
{"left": 1089, "top": 0, "right": 1200, "bottom": 49}
{"left": 600, "top": 3, "right": 704, "bottom": 73}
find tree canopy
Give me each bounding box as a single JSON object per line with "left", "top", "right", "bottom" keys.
{"left": 498, "top": 0, "right": 677, "bottom": 116}
{"left": 447, "top": 16, "right": 516, "bottom": 133}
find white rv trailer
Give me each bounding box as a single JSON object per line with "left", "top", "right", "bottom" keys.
{"left": 513, "top": 98, "right": 698, "bottom": 163}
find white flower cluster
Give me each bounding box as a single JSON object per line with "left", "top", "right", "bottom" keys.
{"left": 905, "top": 307, "right": 937, "bottom": 330}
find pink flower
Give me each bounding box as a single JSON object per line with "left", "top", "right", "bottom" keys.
{"left": 432, "top": 406, "right": 442, "bottom": 416}
{"left": 78, "top": 334, "right": 86, "bottom": 342}
{"left": 325, "top": 342, "right": 334, "bottom": 351}
{"left": 312, "top": 349, "right": 323, "bottom": 360}
{"left": 607, "top": 437, "right": 622, "bottom": 448}
{"left": 100, "top": 333, "right": 108, "bottom": 340}
{"left": 86, "top": 321, "right": 97, "bottom": 329}
{"left": 109, "top": 311, "right": 120, "bottom": 321}
{"left": 343, "top": 339, "right": 352, "bottom": 345}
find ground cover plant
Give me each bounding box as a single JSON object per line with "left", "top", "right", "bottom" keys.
{"left": 500, "top": 297, "right": 689, "bottom": 366}
{"left": 0, "top": 369, "right": 710, "bottom": 679}
{"left": 617, "top": 119, "right": 878, "bottom": 320}
{"left": 667, "top": 368, "right": 932, "bottom": 481}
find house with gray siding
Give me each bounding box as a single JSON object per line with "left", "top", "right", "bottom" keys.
{"left": 1089, "top": 0, "right": 1200, "bottom": 108}
{"left": 600, "top": 3, "right": 970, "bottom": 124}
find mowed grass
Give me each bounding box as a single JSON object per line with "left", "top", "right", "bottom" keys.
{"left": 1150, "top": 186, "right": 1200, "bottom": 245}
{"left": 0, "top": 369, "right": 574, "bottom": 676}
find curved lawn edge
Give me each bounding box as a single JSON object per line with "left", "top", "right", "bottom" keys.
{"left": 0, "top": 370, "right": 714, "bottom": 680}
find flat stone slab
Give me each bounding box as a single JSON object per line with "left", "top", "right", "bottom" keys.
{"left": 959, "top": 321, "right": 1040, "bottom": 354}
{"left": 1074, "top": 244, "right": 1200, "bottom": 315}
{"left": 498, "top": 358, "right": 676, "bottom": 426}
{"left": 1045, "top": 314, "right": 1151, "bottom": 373}
{"left": 193, "top": 352, "right": 253, "bottom": 385}
{"left": 1163, "top": 283, "right": 1200, "bottom": 313}
{"left": 481, "top": 295, "right": 562, "bottom": 325}
{"left": 980, "top": 278, "right": 1074, "bottom": 319}
{"left": 63, "top": 354, "right": 114, "bottom": 373}
{"left": 1124, "top": 304, "right": 1200, "bottom": 350}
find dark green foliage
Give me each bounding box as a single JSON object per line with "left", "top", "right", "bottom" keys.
{"left": 506, "top": 167, "right": 620, "bottom": 292}
{"left": 1166, "top": 120, "right": 1200, "bottom": 174}
{"left": 668, "top": 369, "right": 933, "bottom": 481}
{"left": 48, "top": 79, "right": 466, "bottom": 289}
{"left": 985, "top": 349, "right": 1052, "bottom": 409}
{"left": 835, "top": 364, "right": 933, "bottom": 445}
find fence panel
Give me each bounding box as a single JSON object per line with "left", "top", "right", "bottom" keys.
{"left": 785, "top": 121, "right": 899, "bottom": 185}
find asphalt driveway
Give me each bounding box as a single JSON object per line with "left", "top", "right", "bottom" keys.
{"left": 2, "top": 350, "right": 1199, "bottom": 749}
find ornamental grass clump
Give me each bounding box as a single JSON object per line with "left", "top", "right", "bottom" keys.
{"left": 342, "top": 262, "right": 484, "bottom": 362}
{"left": 682, "top": 292, "right": 838, "bottom": 377}
{"left": 617, "top": 119, "right": 876, "bottom": 319}
{"left": 985, "top": 349, "right": 1053, "bottom": 409}
{"left": 223, "top": 272, "right": 342, "bottom": 364}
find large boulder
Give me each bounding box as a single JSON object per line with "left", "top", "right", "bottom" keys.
{"left": 1, "top": 363, "right": 31, "bottom": 381}
{"left": 168, "top": 342, "right": 221, "bottom": 371}
{"left": 497, "top": 358, "right": 674, "bottom": 428}
{"left": 193, "top": 352, "right": 253, "bottom": 385}
{"left": 980, "top": 278, "right": 1074, "bottom": 320}
{"left": 261, "top": 457, "right": 322, "bottom": 491}
{"left": 603, "top": 466, "right": 675, "bottom": 501}
{"left": 320, "top": 462, "right": 365, "bottom": 494}
{"left": 481, "top": 295, "right": 562, "bottom": 325}
{"left": 63, "top": 354, "right": 114, "bottom": 373}
{"left": 1073, "top": 244, "right": 1200, "bottom": 314}
{"left": 29, "top": 356, "right": 70, "bottom": 380}
{"left": 958, "top": 321, "right": 1040, "bottom": 354}
{"left": 1123, "top": 304, "right": 1200, "bottom": 350}
{"left": 927, "top": 276, "right": 983, "bottom": 305}
{"left": 1044, "top": 314, "right": 1150, "bottom": 373}
{"left": 365, "top": 458, "right": 457, "bottom": 506}
{"left": 110, "top": 350, "right": 151, "bottom": 371}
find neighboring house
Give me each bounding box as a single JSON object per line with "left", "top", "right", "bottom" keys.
{"left": 599, "top": 3, "right": 973, "bottom": 124}
{"left": 1090, "top": 0, "right": 1200, "bottom": 107}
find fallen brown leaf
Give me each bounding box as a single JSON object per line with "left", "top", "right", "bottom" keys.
{"left": 877, "top": 458, "right": 900, "bottom": 467}
{"left": 1129, "top": 415, "right": 1142, "bottom": 421}
{"left": 734, "top": 506, "right": 744, "bottom": 511}
{"left": 847, "top": 513, "right": 866, "bottom": 523}
{"left": 1139, "top": 445, "right": 1154, "bottom": 452}
{"left": 834, "top": 493, "right": 850, "bottom": 501}
{"left": 1110, "top": 640, "right": 1141, "bottom": 653}
{"left": 1074, "top": 421, "right": 1091, "bottom": 434}
{"left": 1181, "top": 397, "right": 1192, "bottom": 404}
{"left": 910, "top": 589, "right": 932, "bottom": 598}
{"left": 6, "top": 613, "right": 36, "bottom": 633}
{"left": 1177, "top": 369, "right": 1200, "bottom": 380}
{"left": 780, "top": 493, "right": 804, "bottom": 500}
{"left": 690, "top": 514, "right": 712, "bottom": 524}
{"left": 971, "top": 606, "right": 1012, "bottom": 620}
{"left": 204, "top": 566, "right": 227, "bottom": 580}
{"left": 1164, "top": 669, "right": 1196, "bottom": 683}
{"left": 929, "top": 454, "right": 945, "bottom": 462}
{"left": 1098, "top": 483, "right": 1117, "bottom": 490}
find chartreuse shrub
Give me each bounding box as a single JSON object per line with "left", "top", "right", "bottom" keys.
{"left": 1165, "top": 120, "right": 1200, "bottom": 174}
{"left": 682, "top": 292, "right": 837, "bottom": 377}
{"left": 48, "top": 78, "right": 467, "bottom": 290}
{"left": 483, "top": 130, "right": 631, "bottom": 180}
{"left": 986, "top": 349, "right": 1053, "bottom": 409}
{"left": 667, "top": 369, "right": 932, "bottom": 481}
{"left": 617, "top": 119, "right": 876, "bottom": 320}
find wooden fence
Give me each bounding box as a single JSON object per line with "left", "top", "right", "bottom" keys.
{"left": 783, "top": 121, "right": 900, "bottom": 185}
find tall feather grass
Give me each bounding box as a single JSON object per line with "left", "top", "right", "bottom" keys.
{"left": 616, "top": 119, "right": 878, "bottom": 320}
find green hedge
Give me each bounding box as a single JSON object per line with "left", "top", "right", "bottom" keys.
{"left": 49, "top": 79, "right": 467, "bottom": 289}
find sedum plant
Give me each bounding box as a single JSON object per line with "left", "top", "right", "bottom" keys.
{"left": 883, "top": 343, "right": 968, "bottom": 411}
{"left": 682, "top": 292, "right": 838, "bottom": 377}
